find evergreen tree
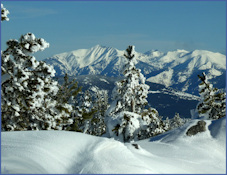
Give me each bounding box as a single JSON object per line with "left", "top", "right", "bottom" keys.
{"left": 171, "top": 113, "right": 185, "bottom": 129}
{"left": 55, "top": 73, "right": 82, "bottom": 130}
{"left": 138, "top": 108, "right": 166, "bottom": 139}
{"left": 109, "top": 45, "right": 149, "bottom": 116}
{"left": 213, "top": 89, "right": 226, "bottom": 119}
{"left": 1, "top": 3, "right": 9, "bottom": 22}
{"left": 163, "top": 117, "right": 171, "bottom": 131}
{"left": 71, "top": 90, "right": 96, "bottom": 133}
{"left": 56, "top": 74, "right": 82, "bottom": 104}
{"left": 196, "top": 72, "right": 226, "bottom": 120}
{"left": 106, "top": 45, "right": 162, "bottom": 142}
{"left": 1, "top": 33, "right": 73, "bottom": 131}
{"left": 86, "top": 87, "right": 109, "bottom": 136}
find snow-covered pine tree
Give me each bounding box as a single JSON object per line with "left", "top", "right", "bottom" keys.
{"left": 1, "top": 3, "right": 9, "bottom": 22}
{"left": 170, "top": 113, "right": 185, "bottom": 129}
{"left": 109, "top": 45, "right": 149, "bottom": 116}
{"left": 55, "top": 73, "right": 82, "bottom": 130}
{"left": 56, "top": 74, "right": 82, "bottom": 104}
{"left": 213, "top": 89, "right": 226, "bottom": 119}
{"left": 196, "top": 72, "right": 226, "bottom": 120}
{"left": 138, "top": 108, "right": 166, "bottom": 139}
{"left": 163, "top": 117, "right": 171, "bottom": 131}
{"left": 1, "top": 33, "right": 73, "bottom": 131}
{"left": 85, "top": 86, "right": 109, "bottom": 136}
{"left": 106, "top": 45, "right": 162, "bottom": 142}
{"left": 72, "top": 90, "right": 96, "bottom": 133}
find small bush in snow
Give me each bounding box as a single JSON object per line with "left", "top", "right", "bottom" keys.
{"left": 138, "top": 108, "right": 167, "bottom": 139}
{"left": 170, "top": 113, "right": 189, "bottom": 129}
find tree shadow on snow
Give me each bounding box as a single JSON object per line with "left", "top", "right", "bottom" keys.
{"left": 149, "top": 131, "right": 173, "bottom": 142}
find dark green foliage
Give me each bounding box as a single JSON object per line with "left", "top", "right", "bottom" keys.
{"left": 68, "top": 86, "right": 109, "bottom": 136}
{"left": 124, "top": 45, "right": 135, "bottom": 61}
{"left": 196, "top": 72, "right": 226, "bottom": 120}
{"left": 55, "top": 73, "right": 82, "bottom": 130}
{"left": 69, "top": 90, "right": 94, "bottom": 132}
{"left": 138, "top": 108, "right": 166, "bottom": 140}
{"left": 87, "top": 87, "right": 109, "bottom": 136}
{"left": 56, "top": 73, "right": 82, "bottom": 104}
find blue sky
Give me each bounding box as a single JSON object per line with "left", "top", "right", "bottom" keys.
{"left": 1, "top": 0, "right": 226, "bottom": 60}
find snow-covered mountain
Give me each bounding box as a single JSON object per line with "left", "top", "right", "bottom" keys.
{"left": 145, "top": 49, "right": 226, "bottom": 94}
{"left": 44, "top": 45, "right": 226, "bottom": 95}
{"left": 45, "top": 45, "right": 127, "bottom": 77}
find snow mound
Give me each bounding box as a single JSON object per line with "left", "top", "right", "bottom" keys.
{"left": 137, "top": 117, "right": 226, "bottom": 174}
{"left": 1, "top": 131, "right": 153, "bottom": 174}
{"left": 1, "top": 117, "right": 226, "bottom": 174}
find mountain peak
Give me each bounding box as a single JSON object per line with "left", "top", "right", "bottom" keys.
{"left": 92, "top": 44, "right": 106, "bottom": 49}
{"left": 191, "top": 49, "right": 214, "bottom": 55}
{"left": 176, "top": 49, "right": 189, "bottom": 53}
{"left": 44, "top": 45, "right": 225, "bottom": 95}
{"left": 91, "top": 44, "right": 115, "bottom": 51}
{"left": 144, "top": 49, "right": 164, "bottom": 57}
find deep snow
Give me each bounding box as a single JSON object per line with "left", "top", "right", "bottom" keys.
{"left": 1, "top": 117, "right": 226, "bottom": 174}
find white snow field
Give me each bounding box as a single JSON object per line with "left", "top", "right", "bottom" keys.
{"left": 1, "top": 117, "right": 226, "bottom": 174}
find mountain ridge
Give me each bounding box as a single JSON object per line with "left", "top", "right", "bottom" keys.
{"left": 44, "top": 45, "right": 226, "bottom": 95}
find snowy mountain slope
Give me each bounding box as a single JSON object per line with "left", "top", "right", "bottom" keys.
{"left": 46, "top": 45, "right": 142, "bottom": 77}
{"left": 44, "top": 45, "right": 226, "bottom": 95}
{"left": 44, "top": 45, "right": 159, "bottom": 77}
{"left": 56, "top": 75, "right": 199, "bottom": 118}
{"left": 147, "top": 68, "right": 174, "bottom": 87}
{"left": 1, "top": 117, "right": 226, "bottom": 174}
{"left": 147, "top": 49, "right": 226, "bottom": 94}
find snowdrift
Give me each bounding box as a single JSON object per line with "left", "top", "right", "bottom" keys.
{"left": 1, "top": 117, "right": 226, "bottom": 174}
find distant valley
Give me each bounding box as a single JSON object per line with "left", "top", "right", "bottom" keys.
{"left": 56, "top": 75, "right": 199, "bottom": 119}
{"left": 46, "top": 45, "right": 225, "bottom": 119}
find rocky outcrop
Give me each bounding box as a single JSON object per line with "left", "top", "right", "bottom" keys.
{"left": 186, "top": 120, "right": 206, "bottom": 136}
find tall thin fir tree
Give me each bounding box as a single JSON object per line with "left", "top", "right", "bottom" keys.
{"left": 109, "top": 45, "right": 149, "bottom": 115}
{"left": 56, "top": 74, "right": 81, "bottom": 105}
{"left": 86, "top": 86, "right": 109, "bottom": 136}
{"left": 196, "top": 72, "right": 226, "bottom": 120}
{"left": 72, "top": 90, "right": 96, "bottom": 133}
{"left": 55, "top": 73, "right": 82, "bottom": 130}
{"left": 106, "top": 45, "right": 164, "bottom": 142}
{"left": 163, "top": 117, "right": 171, "bottom": 131}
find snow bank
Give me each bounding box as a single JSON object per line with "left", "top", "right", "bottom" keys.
{"left": 1, "top": 117, "right": 226, "bottom": 174}
{"left": 137, "top": 117, "right": 226, "bottom": 174}
{"left": 1, "top": 131, "right": 153, "bottom": 174}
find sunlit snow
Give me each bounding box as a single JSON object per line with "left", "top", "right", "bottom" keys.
{"left": 1, "top": 117, "right": 226, "bottom": 174}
